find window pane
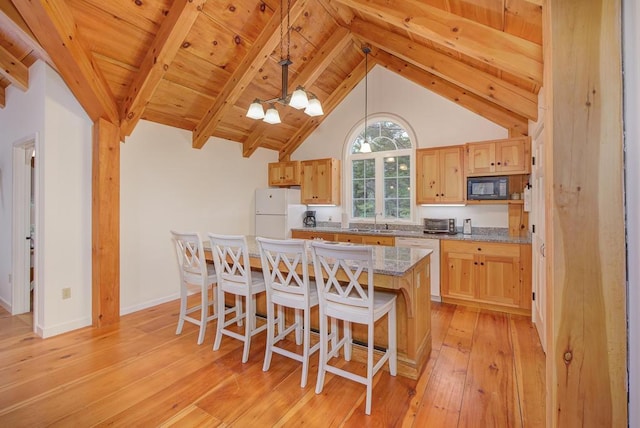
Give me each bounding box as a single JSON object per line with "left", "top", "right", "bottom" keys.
{"left": 349, "top": 120, "right": 413, "bottom": 221}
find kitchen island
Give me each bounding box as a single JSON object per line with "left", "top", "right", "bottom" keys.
{"left": 207, "top": 236, "right": 433, "bottom": 380}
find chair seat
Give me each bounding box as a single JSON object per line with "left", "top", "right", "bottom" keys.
{"left": 219, "top": 277, "right": 266, "bottom": 295}
{"left": 270, "top": 281, "right": 318, "bottom": 309}
{"left": 325, "top": 291, "right": 395, "bottom": 325}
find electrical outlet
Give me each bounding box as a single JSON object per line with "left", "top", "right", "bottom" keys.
{"left": 62, "top": 288, "right": 71, "bottom": 299}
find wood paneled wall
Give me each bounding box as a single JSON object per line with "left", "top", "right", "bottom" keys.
{"left": 544, "top": 0, "right": 627, "bottom": 426}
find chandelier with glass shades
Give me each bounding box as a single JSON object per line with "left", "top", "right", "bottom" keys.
{"left": 245, "top": 0, "right": 324, "bottom": 124}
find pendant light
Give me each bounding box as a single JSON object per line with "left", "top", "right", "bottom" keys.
{"left": 245, "top": 0, "right": 323, "bottom": 124}
{"left": 360, "top": 46, "right": 372, "bottom": 153}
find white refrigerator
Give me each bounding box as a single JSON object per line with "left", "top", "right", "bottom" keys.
{"left": 255, "top": 188, "right": 306, "bottom": 239}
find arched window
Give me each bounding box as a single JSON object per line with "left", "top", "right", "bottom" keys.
{"left": 346, "top": 117, "right": 415, "bottom": 222}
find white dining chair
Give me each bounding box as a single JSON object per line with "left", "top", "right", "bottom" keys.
{"left": 310, "top": 241, "right": 397, "bottom": 415}
{"left": 170, "top": 231, "right": 217, "bottom": 345}
{"left": 208, "top": 233, "right": 267, "bottom": 363}
{"left": 256, "top": 237, "right": 322, "bottom": 387}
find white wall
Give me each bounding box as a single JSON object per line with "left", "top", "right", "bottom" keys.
{"left": 120, "top": 121, "right": 276, "bottom": 313}
{"left": 0, "top": 63, "right": 45, "bottom": 312}
{"left": 294, "top": 65, "right": 509, "bottom": 228}
{"left": 0, "top": 61, "right": 93, "bottom": 337}
{"left": 623, "top": 0, "right": 639, "bottom": 424}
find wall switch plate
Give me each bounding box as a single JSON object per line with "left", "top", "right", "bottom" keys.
{"left": 62, "top": 288, "right": 71, "bottom": 299}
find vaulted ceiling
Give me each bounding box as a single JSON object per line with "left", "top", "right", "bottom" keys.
{"left": 0, "top": 0, "right": 542, "bottom": 160}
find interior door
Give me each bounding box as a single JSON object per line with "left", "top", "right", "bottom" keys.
{"left": 531, "top": 123, "right": 546, "bottom": 351}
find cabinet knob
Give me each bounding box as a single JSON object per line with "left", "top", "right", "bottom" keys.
{"left": 474, "top": 262, "right": 478, "bottom": 265}
{"left": 491, "top": 162, "right": 495, "bottom": 166}
{"left": 477, "top": 247, "right": 482, "bottom": 251}
{"left": 480, "top": 262, "right": 485, "bottom": 266}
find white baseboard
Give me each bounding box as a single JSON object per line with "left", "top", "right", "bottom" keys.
{"left": 120, "top": 293, "right": 180, "bottom": 316}
{"left": 0, "top": 296, "right": 11, "bottom": 313}
{"left": 37, "top": 316, "right": 92, "bottom": 338}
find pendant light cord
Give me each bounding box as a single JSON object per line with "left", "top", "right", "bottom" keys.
{"left": 363, "top": 46, "right": 371, "bottom": 145}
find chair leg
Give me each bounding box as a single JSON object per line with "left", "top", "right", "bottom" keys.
{"left": 365, "top": 321, "right": 374, "bottom": 415}
{"left": 294, "top": 308, "right": 302, "bottom": 345}
{"left": 176, "top": 283, "right": 187, "bottom": 335}
{"left": 388, "top": 305, "right": 398, "bottom": 376}
{"left": 242, "top": 294, "right": 253, "bottom": 363}
{"left": 315, "top": 311, "right": 328, "bottom": 394}
{"left": 236, "top": 295, "right": 243, "bottom": 327}
{"left": 213, "top": 288, "right": 225, "bottom": 351}
{"left": 263, "top": 300, "right": 274, "bottom": 372}
{"left": 344, "top": 321, "right": 352, "bottom": 361}
{"left": 196, "top": 286, "right": 208, "bottom": 345}
{"left": 300, "top": 308, "right": 311, "bottom": 388}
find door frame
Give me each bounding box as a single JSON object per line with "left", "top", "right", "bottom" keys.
{"left": 11, "top": 134, "right": 37, "bottom": 323}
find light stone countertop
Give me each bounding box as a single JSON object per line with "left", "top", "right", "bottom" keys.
{"left": 208, "top": 236, "right": 433, "bottom": 277}
{"left": 292, "top": 225, "right": 532, "bottom": 244}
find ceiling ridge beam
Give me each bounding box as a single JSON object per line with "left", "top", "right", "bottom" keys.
{"left": 351, "top": 18, "right": 538, "bottom": 121}
{"left": 12, "top": 0, "right": 119, "bottom": 125}
{"left": 192, "top": 0, "right": 309, "bottom": 149}
{"left": 0, "top": 44, "right": 29, "bottom": 90}
{"left": 373, "top": 49, "right": 528, "bottom": 134}
{"left": 242, "top": 26, "right": 352, "bottom": 157}
{"left": 333, "top": 0, "right": 543, "bottom": 85}
{"left": 119, "top": 0, "right": 206, "bottom": 140}
{"left": 279, "top": 45, "right": 372, "bottom": 159}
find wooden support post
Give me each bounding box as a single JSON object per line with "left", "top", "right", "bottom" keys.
{"left": 545, "top": 0, "right": 627, "bottom": 426}
{"left": 92, "top": 118, "right": 120, "bottom": 327}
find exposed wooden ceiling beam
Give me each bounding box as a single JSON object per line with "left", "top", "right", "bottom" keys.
{"left": 317, "top": 0, "right": 355, "bottom": 26}
{"left": 0, "top": 44, "right": 28, "bottom": 90}
{"left": 0, "top": 0, "right": 54, "bottom": 68}
{"left": 11, "top": 0, "right": 119, "bottom": 124}
{"left": 334, "top": 0, "right": 543, "bottom": 85}
{"left": 0, "top": 85, "right": 5, "bottom": 107}
{"left": 373, "top": 49, "right": 528, "bottom": 134}
{"left": 280, "top": 49, "right": 373, "bottom": 159}
{"left": 119, "top": 0, "right": 205, "bottom": 140}
{"left": 192, "top": 0, "right": 309, "bottom": 149}
{"left": 242, "top": 26, "right": 352, "bottom": 157}
{"left": 351, "top": 18, "right": 537, "bottom": 121}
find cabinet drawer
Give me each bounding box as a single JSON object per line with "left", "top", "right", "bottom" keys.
{"left": 361, "top": 235, "right": 395, "bottom": 246}
{"left": 335, "top": 233, "right": 364, "bottom": 244}
{"left": 442, "top": 240, "right": 520, "bottom": 257}
{"left": 291, "top": 231, "right": 336, "bottom": 241}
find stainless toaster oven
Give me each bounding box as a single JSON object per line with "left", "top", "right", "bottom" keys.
{"left": 423, "top": 218, "right": 456, "bottom": 234}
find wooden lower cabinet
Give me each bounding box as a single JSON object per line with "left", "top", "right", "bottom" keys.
{"left": 440, "top": 240, "right": 532, "bottom": 315}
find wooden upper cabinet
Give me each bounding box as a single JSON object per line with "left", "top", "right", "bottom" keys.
{"left": 465, "top": 137, "right": 531, "bottom": 176}
{"left": 416, "top": 146, "right": 465, "bottom": 204}
{"left": 268, "top": 161, "right": 300, "bottom": 186}
{"left": 300, "top": 158, "right": 341, "bottom": 205}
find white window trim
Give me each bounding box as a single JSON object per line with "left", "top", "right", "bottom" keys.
{"left": 342, "top": 113, "right": 417, "bottom": 225}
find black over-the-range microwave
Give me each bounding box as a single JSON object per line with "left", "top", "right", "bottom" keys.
{"left": 467, "top": 176, "right": 509, "bottom": 200}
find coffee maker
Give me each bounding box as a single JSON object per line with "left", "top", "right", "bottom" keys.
{"left": 303, "top": 210, "right": 316, "bottom": 227}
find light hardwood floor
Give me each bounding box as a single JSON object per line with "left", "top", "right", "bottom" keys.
{"left": 0, "top": 300, "right": 545, "bottom": 427}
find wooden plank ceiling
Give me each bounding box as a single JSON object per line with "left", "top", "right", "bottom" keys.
{"left": 1, "top": 0, "right": 542, "bottom": 159}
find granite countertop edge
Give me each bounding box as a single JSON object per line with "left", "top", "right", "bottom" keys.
{"left": 291, "top": 226, "right": 532, "bottom": 244}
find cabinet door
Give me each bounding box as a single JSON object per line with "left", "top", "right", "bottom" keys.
{"left": 442, "top": 250, "right": 476, "bottom": 300}
{"left": 314, "top": 159, "right": 334, "bottom": 204}
{"left": 439, "top": 147, "right": 465, "bottom": 203}
{"left": 300, "top": 161, "right": 317, "bottom": 203}
{"left": 291, "top": 230, "right": 335, "bottom": 241}
{"left": 496, "top": 139, "right": 530, "bottom": 174}
{"left": 477, "top": 254, "right": 521, "bottom": 307}
{"left": 268, "top": 163, "right": 284, "bottom": 186}
{"left": 416, "top": 149, "right": 440, "bottom": 204}
{"left": 466, "top": 142, "right": 495, "bottom": 175}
